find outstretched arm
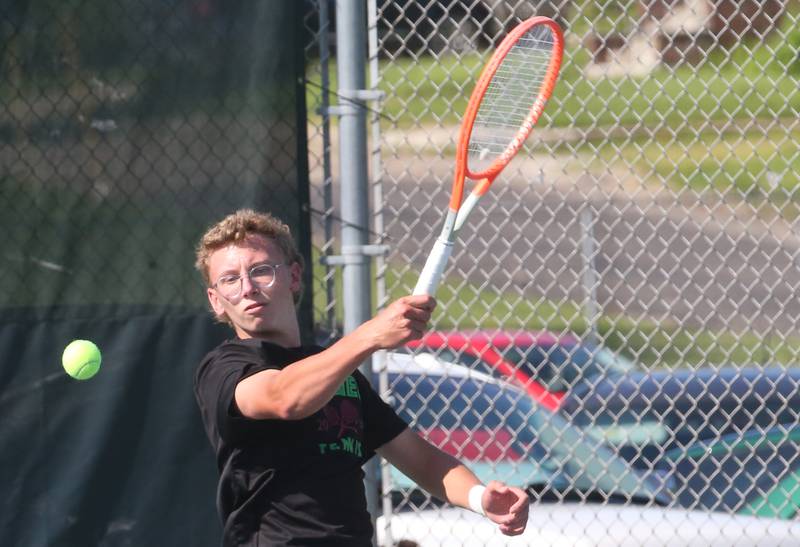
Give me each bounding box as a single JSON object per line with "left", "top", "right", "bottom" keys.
{"left": 377, "top": 428, "right": 529, "bottom": 536}
{"left": 235, "top": 295, "right": 435, "bottom": 420}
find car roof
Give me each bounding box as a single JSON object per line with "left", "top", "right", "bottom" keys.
{"left": 664, "top": 423, "right": 800, "bottom": 461}
{"left": 564, "top": 366, "right": 800, "bottom": 412}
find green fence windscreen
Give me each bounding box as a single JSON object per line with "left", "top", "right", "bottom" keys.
{"left": 1, "top": 1, "right": 311, "bottom": 544}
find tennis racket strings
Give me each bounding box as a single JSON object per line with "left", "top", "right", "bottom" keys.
{"left": 468, "top": 25, "right": 557, "bottom": 174}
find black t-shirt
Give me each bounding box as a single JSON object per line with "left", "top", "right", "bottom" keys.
{"left": 194, "top": 338, "right": 408, "bottom": 546}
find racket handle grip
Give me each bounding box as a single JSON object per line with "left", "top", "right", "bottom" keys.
{"left": 413, "top": 238, "right": 453, "bottom": 296}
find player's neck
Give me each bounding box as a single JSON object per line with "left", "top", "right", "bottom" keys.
{"left": 235, "top": 324, "right": 302, "bottom": 348}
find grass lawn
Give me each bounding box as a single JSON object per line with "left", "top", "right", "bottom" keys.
{"left": 308, "top": 12, "right": 800, "bottom": 130}
{"left": 306, "top": 9, "right": 800, "bottom": 198}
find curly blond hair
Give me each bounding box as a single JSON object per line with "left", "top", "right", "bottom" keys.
{"left": 195, "top": 209, "right": 304, "bottom": 303}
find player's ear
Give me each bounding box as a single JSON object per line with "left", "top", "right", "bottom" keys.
{"left": 207, "top": 287, "right": 226, "bottom": 317}
{"left": 289, "top": 261, "right": 302, "bottom": 293}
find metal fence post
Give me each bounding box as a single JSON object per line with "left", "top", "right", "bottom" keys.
{"left": 334, "top": 0, "right": 381, "bottom": 538}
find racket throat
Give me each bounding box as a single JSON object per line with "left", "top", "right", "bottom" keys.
{"left": 438, "top": 209, "right": 459, "bottom": 242}
{"left": 454, "top": 192, "right": 481, "bottom": 233}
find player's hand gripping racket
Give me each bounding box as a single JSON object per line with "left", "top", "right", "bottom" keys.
{"left": 413, "top": 16, "right": 563, "bottom": 296}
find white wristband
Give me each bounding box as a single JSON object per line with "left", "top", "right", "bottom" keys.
{"left": 468, "top": 485, "right": 486, "bottom": 515}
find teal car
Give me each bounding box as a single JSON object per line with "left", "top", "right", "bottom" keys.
{"left": 658, "top": 426, "right": 800, "bottom": 519}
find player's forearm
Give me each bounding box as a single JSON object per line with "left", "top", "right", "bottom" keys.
{"left": 421, "top": 453, "right": 483, "bottom": 509}
{"left": 381, "top": 431, "right": 482, "bottom": 509}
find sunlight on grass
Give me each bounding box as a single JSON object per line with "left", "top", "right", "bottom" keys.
{"left": 602, "top": 127, "right": 800, "bottom": 198}
{"left": 306, "top": 16, "right": 800, "bottom": 197}
{"left": 312, "top": 251, "right": 800, "bottom": 370}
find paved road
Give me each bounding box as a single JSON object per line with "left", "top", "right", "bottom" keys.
{"left": 383, "top": 173, "right": 800, "bottom": 337}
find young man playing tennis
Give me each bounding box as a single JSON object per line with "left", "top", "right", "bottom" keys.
{"left": 194, "top": 209, "right": 529, "bottom": 546}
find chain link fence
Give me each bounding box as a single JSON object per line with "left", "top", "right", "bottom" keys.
{"left": 2, "top": 1, "right": 310, "bottom": 314}
{"left": 306, "top": 1, "right": 800, "bottom": 544}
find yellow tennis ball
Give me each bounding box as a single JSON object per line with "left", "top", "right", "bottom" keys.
{"left": 62, "top": 340, "right": 102, "bottom": 380}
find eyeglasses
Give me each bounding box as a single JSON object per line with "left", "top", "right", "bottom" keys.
{"left": 211, "top": 263, "right": 285, "bottom": 303}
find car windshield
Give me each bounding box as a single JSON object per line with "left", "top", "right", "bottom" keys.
{"left": 384, "top": 367, "right": 666, "bottom": 504}
{"left": 657, "top": 427, "right": 800, "bottom": 518}
{"left": 500, "top": 343, "right": 636, "bottom": 391}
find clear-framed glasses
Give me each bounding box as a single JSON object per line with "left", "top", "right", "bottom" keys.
{"left": 211, "top": 263, "right": 284, "bottom": 303}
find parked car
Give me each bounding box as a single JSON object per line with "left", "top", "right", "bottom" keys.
{"left": 404, "top": 330, "right": 636, "bottom": 410}
{"left": 372, "top": 353, "right": 800, "bottom": 545}
{"left": 560, "top": 367, "right": 800, "bottom": 469}
{"left": 656, "top": 424, "right": 800, "bottom": 520}
{"left": 377, "top": 351, "right": 662, "bottom": 504}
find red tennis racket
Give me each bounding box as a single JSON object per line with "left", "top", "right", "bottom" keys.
{"left": 413, "top": 16, "right": 564, "bottom": 296}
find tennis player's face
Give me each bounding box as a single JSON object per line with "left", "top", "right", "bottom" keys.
{"left": 206, "top": 234, "right": 302, "bottom": 344}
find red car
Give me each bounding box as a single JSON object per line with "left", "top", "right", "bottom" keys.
{"left": 405, "top": 330, "right": 636, "bottom": 411}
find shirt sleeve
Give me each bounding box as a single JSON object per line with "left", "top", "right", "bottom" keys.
{"left": 194, "top": 340, "right": 276, "bottom": 444}
{"left": 353, "top": 370, "right": 409, "bottom": 454}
